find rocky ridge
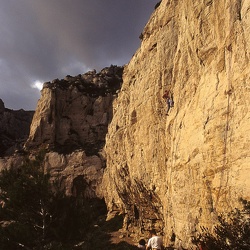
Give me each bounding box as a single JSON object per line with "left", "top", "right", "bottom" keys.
{"left": 0, "top": 99, "right": 34, "bottom": 157}
{"left": 25, "top": 65, "right": 123, "bottom": 155}
{"left": 1, "top": 65, "right": 123, "bottom": 200}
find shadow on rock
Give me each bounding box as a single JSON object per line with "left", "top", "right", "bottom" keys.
{"left": 76, "top": 214, "right": 138, "bottom": 250}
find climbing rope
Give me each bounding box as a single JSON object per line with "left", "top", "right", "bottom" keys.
{"left": 164, "top": 0, "right": 179, "bottom": 236}
{"left": 214, "top": 1, "right": 234, "bottom": 207}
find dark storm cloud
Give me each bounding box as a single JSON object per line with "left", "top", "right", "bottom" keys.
{"left": 0, "top": 0, "right": 158, "bottom": 110}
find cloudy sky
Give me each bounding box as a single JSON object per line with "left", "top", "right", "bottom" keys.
{"left": 0, "top": 0, "right": 158, "bottom": 110}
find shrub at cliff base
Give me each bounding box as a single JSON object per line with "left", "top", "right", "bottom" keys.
{"left": 0, "top": 153, "right": 106, "bottom": 249}
{"left": 192, "top": 199, "right": 250, "bottom": 250}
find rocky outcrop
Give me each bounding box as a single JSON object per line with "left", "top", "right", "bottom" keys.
{"left": 18, "top": 65, "right": 123, "bottom": 199}
{"left": 44, "top": 150, "right": 104, "bottom": 199}
{"left": 102, "top": 0, "right": 250, "bottom": 248}
{"left": 0, "top": 99, "right": 34, "bottom": 156}
{"left": 0, "top": 66, "right": 123, "bottom": 200}
{"left": 25, "top": 65, "right": 123, "bottom": 155}
{"left": 0, "top": 149, "right": 104, "bottom": 200}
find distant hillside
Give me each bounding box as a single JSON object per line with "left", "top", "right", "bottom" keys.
{"left": 0, "top": 99, "right": 34, "bottom": 156}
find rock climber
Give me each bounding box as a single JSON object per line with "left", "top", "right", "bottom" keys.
{"left": 162, "top": 90, "right": 174, "bottom": 115}
{"left": 146, "top": 229, "right": 164, "bottom": 250}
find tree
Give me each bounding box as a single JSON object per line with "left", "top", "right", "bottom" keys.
{"left": 0, "top": 153, "right": 58, "bottom": 249}
{"left": 192, "top": 199, "right": 250, "bottom": 250}
{"left": 0, "top": 153, "right": 107, "bottom": 249}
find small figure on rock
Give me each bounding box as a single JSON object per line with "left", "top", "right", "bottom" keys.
{"left": 162, "top": 90, "right": 174, "bottom": 115}
{"left": 197, "top": 241, "right": 206, "bottom": 250}
{"left": 146, "top": 229, "right": 164, "bottom": 250}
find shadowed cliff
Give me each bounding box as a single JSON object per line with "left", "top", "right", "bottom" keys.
{"left": 0, "top": 99, "right": 34, "bottom": 157}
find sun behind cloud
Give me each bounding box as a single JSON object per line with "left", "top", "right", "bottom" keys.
{"left": 31, "top": 80, "right": 43, "bottom": 91}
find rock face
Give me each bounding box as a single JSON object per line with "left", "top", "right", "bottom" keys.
{"left": 21, "top": 65, "right": 123, "bottom": 199}
{"left": 0, "top": 150, "right": 104, "bottom": 200}
{"left": 25, "top": 65, "right": 123, "bottom": 155}
{"left": 0, "top": 99, "right": 34, "bottom": 156}
{"left": 102, "top": 0, "right": 250, "bottom": 248}
{"left": 44, "top": 150, "right": 104, "bottom": 199}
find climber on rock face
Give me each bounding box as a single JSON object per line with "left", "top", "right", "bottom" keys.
{"left": 162, "top": 90, "right": 174, "bottom": 115}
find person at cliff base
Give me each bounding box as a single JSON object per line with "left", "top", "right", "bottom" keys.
{"left": 138, "top": 238, "right": 146, "bottom": 249}
{"left": 146, "top": 229, "right": 164, "bottom": 250}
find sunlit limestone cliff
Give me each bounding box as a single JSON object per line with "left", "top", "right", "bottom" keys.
{"left": 102, "top": 0, "right": 250, "bottom": 248}
{"left": 1, "top": 0, "right": 250, "bottom": 248}
{"left": 24, "top": 65, "right": 123, "bottom": 198}
{"left": 0, "top": 66, "right": 123, "bottom": 199}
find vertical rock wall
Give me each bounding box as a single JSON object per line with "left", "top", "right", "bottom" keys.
{"left": 102, "top": 0, "right": 250, "bottom": 247}
{"left": 23, "top": 65, "right": 123, "bottom": 200}
{"left": 25, "top": 66, "right": 123, "bottom": 155}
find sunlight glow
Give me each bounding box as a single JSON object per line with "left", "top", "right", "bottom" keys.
{"left": 31, "top": 80, "right": 43, "bottom": 90}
